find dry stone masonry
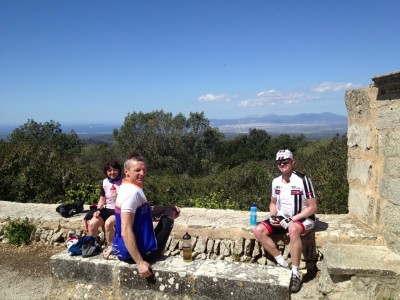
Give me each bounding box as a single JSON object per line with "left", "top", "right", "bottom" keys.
{"left": 346, "top": 70, "right": 400, "bottom": 255}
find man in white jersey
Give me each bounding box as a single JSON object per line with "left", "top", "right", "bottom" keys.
{"left": 253, "top": 149, "right": 318, "bottom": 293}
{"left": 112, "top": 153, "right": 180, "bottom": 279}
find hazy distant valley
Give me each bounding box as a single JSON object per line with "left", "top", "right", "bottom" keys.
{"left": 0, "top": 112, "right": 347, "bottom": 141}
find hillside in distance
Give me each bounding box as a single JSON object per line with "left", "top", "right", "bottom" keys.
{"left": 0, "top": 112, "right": 347, "bottom": 141}
{"left": 210, "top": 112, "right": 347, "bottom": 139}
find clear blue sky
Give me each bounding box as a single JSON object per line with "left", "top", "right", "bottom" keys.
{"left": 1, "top": 0, "right": 399, "bottom": 127}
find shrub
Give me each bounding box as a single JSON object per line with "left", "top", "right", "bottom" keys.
{"left": 4, "top": 217, "right": 36, "bottom": 245}
{"left": 65, "top": 182, "right": 99, "bottom": 204}
{"left": 187, "top": 190, "right": 240, "bottom": 210}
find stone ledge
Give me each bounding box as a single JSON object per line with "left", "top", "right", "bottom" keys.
{"left": 0, "top": 201, "right": 384, "bottom": 248}
{"left": 320, "top": 243, "right": 400, "bottom": 299}
{"left": 323, "top": 243, "right": 400, "bottom": 277}
{"left": 50, "top": 251, "right": 291, "bottom": 300}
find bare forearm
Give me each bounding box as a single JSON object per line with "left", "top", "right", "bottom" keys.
{"left": 269, "top": 201, "right": 278, "bottom": 216}
{"left": 97, "top": 197, "right": 106, "bottom": 209}
{"left": 292, "top": 198, "right": 317, "bottom": 221}
{"left": 123, "top": 231, "right": 145, "bottom": 264}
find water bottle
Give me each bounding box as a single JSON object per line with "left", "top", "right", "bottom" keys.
{"left": 182, "top": 232, "right": 192, "bottom": 262}
{"left": 110, "top": 184, "right": 117, "bottom": 201}
{"left": 250, "top": 203, "right": 257, "bottom": 226}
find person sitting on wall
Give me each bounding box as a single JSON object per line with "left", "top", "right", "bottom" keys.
{"left": 112, "top": 152, "right": 180, "bottom": 278}
{"left": 253, "top": 149, "right": 318, "bottom": 293}
{"left": 88, "top": 161, "right": 122, "bottom": 258}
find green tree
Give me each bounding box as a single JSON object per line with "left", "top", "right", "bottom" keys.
{"left": 0, "top": 120, "right": 83, "bottom": 203}
{"left": 296, "top": 134, "right": 349, "bottom": 214}
{"left": 113, "top": 110, "right": 223, "bottom": 176}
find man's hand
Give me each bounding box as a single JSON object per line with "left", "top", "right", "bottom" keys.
{"left": 280, "top": 217, "right": 294, "bottom": 229}
{"left": 269, "top": 215, "right": 280, "bottom": 227}
{"left": 174, "top": 206, "right": 181, "bottom": 218}
{"left": 137, "top": 261, "right": 153, "bottom": 278}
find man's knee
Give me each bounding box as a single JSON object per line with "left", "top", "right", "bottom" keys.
{"left": 164, "top": 205, "right": 178, "bottom": 219}
{"left": 288, "top": 223, "right": 303, "bottom": 238}
{"left": 253, "top": 224, "right": 268, "bottom": 240}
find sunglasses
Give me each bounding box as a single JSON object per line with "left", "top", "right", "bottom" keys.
{"left": 277, "top": 159, "right": 291, "bottom": 166}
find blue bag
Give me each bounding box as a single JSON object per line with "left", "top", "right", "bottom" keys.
{"left": 68, "top": 236, "right": 97, "bottom": 256}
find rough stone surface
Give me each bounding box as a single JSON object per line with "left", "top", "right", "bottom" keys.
{"left": 321, "top": 243, "right": 400, "bottom": 300}
{"left": 345, "top": 89, "right": 372, "bottom": 120}
{"left": 346, "top": 124, "right": 371, "bottom": 149}
{"left": 50, "top": 252, "right": 291, "bottom": 300}
{"left": 347, "top": 158, "right": 371, "bottom": 185}
{"left": 346, "top": 71, "right": 400, "bottom": 255}
{"left": 379, "top": 130, "right": 400, "bottom": 157}
{"left": 376, "top": 102, "right": 400, "bottom": 130}
{"left": 347, "top": 189, "right": 370, "bottom": 219}
{"left": 380, "top": 178, "right": 400, "bottom": 206}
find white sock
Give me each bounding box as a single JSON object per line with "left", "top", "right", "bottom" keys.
{"left": 292, "top": 266, "right": 300, "bottom": 277}
{"left": 274, "top": 255, "right": 288, "bottom": 267}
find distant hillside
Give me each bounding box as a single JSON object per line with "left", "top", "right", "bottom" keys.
{"left": 0, "top": 113, "right": 347, "bottom": 141}
{"left": 210, "top": 112, "right": 347, "bottom": 139}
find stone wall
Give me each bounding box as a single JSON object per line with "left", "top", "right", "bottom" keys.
{"left": 346, "top": 70, "right": 400, "bottom": 254}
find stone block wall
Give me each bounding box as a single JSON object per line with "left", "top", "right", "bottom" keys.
{"left": 346, "top": 71, "right": 400, "bottom": 254}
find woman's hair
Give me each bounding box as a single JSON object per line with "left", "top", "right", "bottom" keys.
{"left": 103, "top": 161, "right": 122, "bottom": 175}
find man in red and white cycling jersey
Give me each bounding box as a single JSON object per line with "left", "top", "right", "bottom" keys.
{"left": 253, "top": 149, "right": 318, "bottom": 293}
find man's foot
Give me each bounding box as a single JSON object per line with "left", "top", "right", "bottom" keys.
{"left": 289, "top": 272, "right": 302, "bottom": 293}
{"left": 102, "top": 246, "right": 113, "bottom": 260}
{"left": 277, "top": 261, "right": 289, "bottom": 269}
{"left": 276, "top": 258, "right": 289, "bottom": 269}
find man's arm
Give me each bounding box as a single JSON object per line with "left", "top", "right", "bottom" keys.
{"left": 269, "top": 196, "right": 278, "bottom": 216}
{"left": 291, "top": 197, "right": 318, "bottom": 222}
{"left": 120, "top": 211, "right": 152, "bottom": 278}
{"left": 269, "top": 196, "right": 281, "bottom": 226}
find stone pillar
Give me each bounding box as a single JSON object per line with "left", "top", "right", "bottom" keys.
{"left": 346, "top": 71, "right": 400, "bottom": 254}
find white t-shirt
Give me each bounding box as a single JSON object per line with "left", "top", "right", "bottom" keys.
{"left": 115, "top": 181, "right": 148, "bottom": 213}
{"left": 271, "top": 170, "right": 315, "bottom": 218}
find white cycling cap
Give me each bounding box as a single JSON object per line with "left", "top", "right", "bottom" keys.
{"left": 276, "top": 149, "right": 294, "bottom": 160}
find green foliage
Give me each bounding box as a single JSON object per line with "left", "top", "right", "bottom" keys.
{"left": 0, "top": 120, "right": 83, "bottom": 203}
{"left": 296, "top": 134, "right": 349, "bottom": 214}
{"left": 0, "top": 113, "right": 350, "bottom": 215}
{"left": 187, "top": 190, "right": 240, "bottom": 209}
{"left": 4, "top": 217, "right": 36, "bottom": 245}
{"left": 113, "top": 110, "right": 223, "bottom": 176}
{"left": 65, "top": 182, "right": 100, "bottom": 204}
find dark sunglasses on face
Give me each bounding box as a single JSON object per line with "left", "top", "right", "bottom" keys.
{"left": 277, "top": 159, "right": 291, "bottom": 166}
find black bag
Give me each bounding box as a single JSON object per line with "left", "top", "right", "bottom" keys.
{"left": 81, "top": 236, "right": 102, "bottom": 258}
{"left": 56, "top": 202, "right": 84, "bottom": 218}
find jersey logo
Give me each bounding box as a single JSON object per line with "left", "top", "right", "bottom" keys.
{"left": 291, "top": 189, "right": 302, "bottom": 195}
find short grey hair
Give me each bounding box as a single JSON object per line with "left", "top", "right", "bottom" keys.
{"left": 124, "top": 152, "right": 146, "bottom": 170}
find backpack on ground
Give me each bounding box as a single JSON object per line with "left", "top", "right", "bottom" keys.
{"left": 82, "top": 236, "right": 102, "bottom": 258}
{"left": 65, "top": 233, "right": 80, "bottom": 250}
{"left": 68, "top": 235, "right": 101, "bottom": 257}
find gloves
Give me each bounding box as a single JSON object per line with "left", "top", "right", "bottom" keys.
{"left": 280, "top": 217, "right": 294, "bottom": 229}
{"left": 269, "top": 215, "right": 278, "bottom": 225}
